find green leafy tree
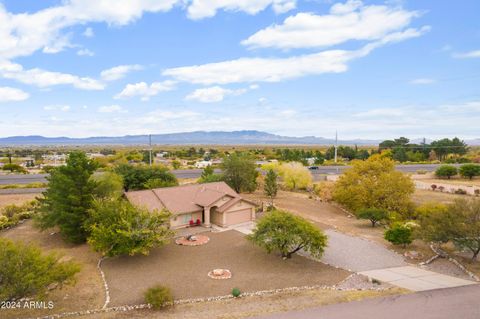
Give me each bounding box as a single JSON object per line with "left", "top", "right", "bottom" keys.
{"left": 198, "top": 165, "right": 223, "bottom": 183}
{"left": 222, "top": 153, "right": 258, "bottom": 193}
{"left": 448, "top": 199, "right": 480, "bottom": 260}
{"left": 171, "top": 160, "right": 181, "bottom": 169}
{"left": 0, "top": 238, "right": 80, "bottom": 300}
{"left": 435, "top": 165, "right": 458, "bottom": 179}
{"left": 87, "top": 199, "right": 173, "bottom": 257}
{"left": 2, "top": 163, "right": 27, "bottom": 173}
{"left": 333, "top": 155, "right": 414, "bottom": 216}
{"left": 385, "top": 223, "right": 413, "bottom": 248}
{"left": 115, "top": 164, "right": 178, "bottom": 191}
{"left": 248, "top": 210, "right": 327, "bottom": 259}
{"left": 35, "top": 151, "right": 98, "bottom": 243}
{"left": 356, "top": 208, "right": 389, "bottom": 227}
{"left": 264, "top": 169, "right": 278, "bottom": 206}
{"left": 91, "top": 172, "right": 124, "bottom": 199}
{"left": 416, "top": 202, "right": 452, "bottom": 244}
{"left": 459, "top": 164, "right": 480, "bottom": 180}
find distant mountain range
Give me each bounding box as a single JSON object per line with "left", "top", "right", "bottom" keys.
{"left": 0, "top": 131, "right": 478, "bottom": 146}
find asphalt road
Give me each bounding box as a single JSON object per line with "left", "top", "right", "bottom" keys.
{"left": 0, "top": 164, "right": 446, "bottom": 186}
{"left": 254, "top": 285, "right": 480, "bottom": 319}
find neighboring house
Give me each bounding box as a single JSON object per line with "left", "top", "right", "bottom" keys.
{"left": 126, "top": 182, "right": 257, "bottom": 229}
{"left": 194, "top": 160, "right": 212, "bottom": 168}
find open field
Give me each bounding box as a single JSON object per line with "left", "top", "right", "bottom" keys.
{"left": 412, "top": 189, "right": 468, "bottom": 205}
{"left": 102, "top": 230, "right": 349, "bottom": 306}
{"left": 76, "top": 288, "right": 407, "bottom": 319}
{"left": 415, "top": 178, "right": 480, "bottom": 187}
{"left": 0, "top": 193, "right": 39, "bottom": 208}
{"left": 0, "top": 221, "right": 104, "bottom": 319}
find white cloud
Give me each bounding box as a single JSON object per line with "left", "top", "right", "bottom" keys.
{"left": 0, "top": 86, "right": 29, "bottom": 102}
{"left": 100, "top": 64, "right": 143, "bottom": 81}
{"left": 185, "top": 86, "right": 246, "bottom": 103}
{"left": 187, "top": 0, "right": 296, "bottom": 20}
{"left": 44, "top": 105, "right": 71, "bottom": 111}
{"left": 98, "top": 105, "right": 127, "bottom": 113}
{"left": 82, "top": 27, "right": 94, "bottom": 37}
{"left": 0, "top": 61, "right": 104, "bottom": 90}
{"left": 242, "top": 0, "right": 421, "bottom": 49}
{"left": 452, "top": 50, "right": 480, "bottom": 59}
{"left": 115, "top": 80, "right": 176, "bottom": 101}
{"left": 164, "top": 27, "right": 429, "bottom": 85}
{"left": 0, "top": 1, "right": 179, "bottom": 60}
{"left": 410, "top": 78, "right": 435, "bottom": 85}
{"left": 77, "top": 48, "right": 94, "bottom": 56}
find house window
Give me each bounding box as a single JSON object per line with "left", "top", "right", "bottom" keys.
{"left": 183, "top": 214, "right": 192, "bottom": 224}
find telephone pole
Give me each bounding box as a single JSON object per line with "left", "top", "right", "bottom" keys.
{"left": 334, "top": 131, "right": 338, "bottom": 164}
{"left": 149, "top": 134, "right": 152, "bottom": 166}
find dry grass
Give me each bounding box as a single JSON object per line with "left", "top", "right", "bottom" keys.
{"left": 0, "top": 193, "right": 39, "bottom": 209}
{"left": 0, "top": 220, "right": 104, "bottom": 319}
{"left": 77, "top": 287, "right": 408, "bottom": 319}
{"left": 412, "top": 189, "right": 467, "bottom": 205}
{"left": 102, "top": 230, "right": 350, "bottom": 306}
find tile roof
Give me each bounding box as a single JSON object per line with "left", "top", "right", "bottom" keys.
{"left": 125, "top": 182, "right": 245, "bottom": 215}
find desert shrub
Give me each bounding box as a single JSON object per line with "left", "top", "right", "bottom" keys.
{"left": 384, "top": 223, "right": 413, "bottom": 248}
{"left": 431, "top": 184, "right": 437, "bottom": 191}
{"left": 0, "top": 215, "right": 9, "bottom": 228}
{"left": 438, "top": 186, "right": 445, "bottom": 192}
{"left": 2, "top": 163, "right": 27, "bottom": 173}
{"left": 313, "top": 182, "right": 335, "bottom": 202}
{"left": 416, "top": 169, "right": 427, "bottom": 175}
{"left": 0, "top": 238, "right": 80, "bottom": 300}
{"left": 144, "top": 285, "right": 174, "bottom": 310}
{"left": 232, "top": 287, "right": 241, "bottom": 298}
{"left": 435, "top": 165, "right": 457, "bottom": 179}
{"left": 475, "top": 189, "right": 480, "bottom": 196}
{"left": 454, "top": 188, "right": 467, "bottom": 195}
{"left": 0, "top": 201, "right": 36, "bottom": 229}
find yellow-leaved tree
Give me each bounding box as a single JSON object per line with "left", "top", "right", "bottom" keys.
{"left": 332, "top": 155, "right": 414, "bottom": 217}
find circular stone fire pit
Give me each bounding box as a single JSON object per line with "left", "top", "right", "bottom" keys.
{"left": 175, "top": 234, "right": 210, "bottom": 246}
{"left": 208, "top": 269, "right": 232, "bottom": 280}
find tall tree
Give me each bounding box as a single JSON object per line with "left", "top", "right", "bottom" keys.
{"left": 114, "top": 164, "right": 178, "bottom": 191}
{"left": 35, "top": 151, "right": 98, "bottom": 243}
{"left": 221, "top": 153, "right": 258, "bottom": 193}
{"left": 333, "top": 155, "right": 414, "bottom": 216}
{"left": 264, "top": 169, "right": 278, "bottom": 207}
{"left": 248, "top": 210, "right": 327, "bottom": 259}
{"left": 87, "top": 199, "right": 173, "bottom": 257}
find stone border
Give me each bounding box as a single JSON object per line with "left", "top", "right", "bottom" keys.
{"left": 175, "top": 235, "right": 210, "bottom": 246}
{"left": 97, "top": 257, "right": 110, "bottom": 309}
{"left": 207, "top": 269, "right": 232, "bottom": 280}
{"left": 419, "top": 244, "right": 480, "bottom": 282}
{"left": 27, "top": 283, "right": 396, "bottom": 319}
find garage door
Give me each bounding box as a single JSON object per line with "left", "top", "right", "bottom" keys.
{"left": 225, "top": 208, "right": 251, "bottom": 226}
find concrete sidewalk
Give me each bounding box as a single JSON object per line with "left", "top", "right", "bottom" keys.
{"left": 359, "top": 266, "right": 477, "bottom": 291}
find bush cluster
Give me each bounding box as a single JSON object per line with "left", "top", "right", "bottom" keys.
{"left": 0, "top": 201, "right": 36, "bottom": 230}
{"left": 144, "top": 285, "right": 174, "bottom": 310}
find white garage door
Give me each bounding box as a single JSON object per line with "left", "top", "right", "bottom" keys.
{"left": 225, "top": 208, "right": 251, "bottom": 226}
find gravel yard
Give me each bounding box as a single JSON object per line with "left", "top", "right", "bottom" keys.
{"left": 102, "top": 230, "right": 350, "bottom": 306}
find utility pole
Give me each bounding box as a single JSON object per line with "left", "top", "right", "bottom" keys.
{"left": 149, "top": 134, "right": 152, "bottom": 166}
{"left": 334, "top": 131, "right": 338, "bottom": 164}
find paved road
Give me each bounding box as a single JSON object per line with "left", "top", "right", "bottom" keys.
{"left": 319, "top": 229, "right": 406, "bottom": 272}
{"left": 253, "top": 285, "right": 480, "bottom": 319}
{"left": 0, "top": 164, "right": 447, "bottom": 185}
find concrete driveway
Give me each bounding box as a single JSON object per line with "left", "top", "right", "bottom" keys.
{"left": 359, "top": 266, "right": 477, "bottom": 291}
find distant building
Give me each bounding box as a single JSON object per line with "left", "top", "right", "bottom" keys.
{"left": 195, "top": 160, "right": 212, "bottom": 168}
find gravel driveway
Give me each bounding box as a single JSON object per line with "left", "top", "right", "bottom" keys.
{"left": 320, "top": 230, "right": 406, "bottom": 272}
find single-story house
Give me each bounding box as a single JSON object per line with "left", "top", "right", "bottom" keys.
{"left": 125, "top": 182, "right": 257, "bottom": 229}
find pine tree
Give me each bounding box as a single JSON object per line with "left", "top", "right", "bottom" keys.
{"left": 35, "top": 151, "right": 98, "bottom": 243}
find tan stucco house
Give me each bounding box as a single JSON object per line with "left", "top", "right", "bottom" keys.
{"left": 125, "top": 182, "right": 257, "bottom": 228}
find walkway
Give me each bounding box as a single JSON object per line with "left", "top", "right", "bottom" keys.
{"left": 359, "top": 266, "right": 477, "bottom": 291}
{"left": 253, "top": 284, "right": 480, "bottom": 319}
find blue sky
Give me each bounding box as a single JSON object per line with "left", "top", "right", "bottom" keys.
{"left": 0, "top": 0, "right": 479, "bottom": 139}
